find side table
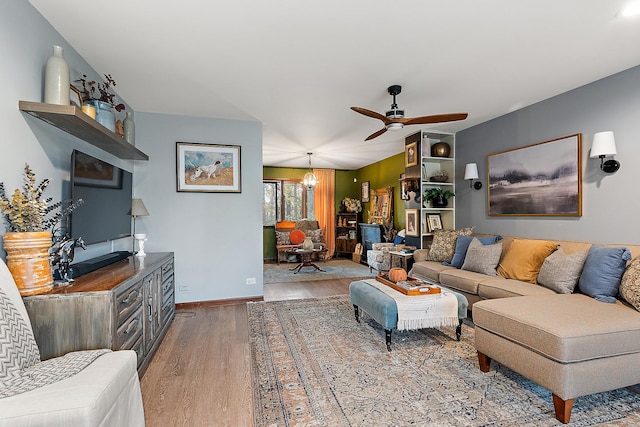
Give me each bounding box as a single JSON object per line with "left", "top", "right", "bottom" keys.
{"left": 388, "top": 251, "right": 414, "bottom": 271}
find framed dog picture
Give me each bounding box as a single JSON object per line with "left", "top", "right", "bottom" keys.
{"left": 176, "top": 142, "right": 241, "bottom": 193}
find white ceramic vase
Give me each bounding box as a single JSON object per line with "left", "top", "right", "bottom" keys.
{"left": 123, "top": 111, "right": 135, "bottom": 145}
{"left": 44, "top": 45, "right": 70, "bottom": 105}
{"left": 302, "top": 237, "right": 314, "bottom": 251}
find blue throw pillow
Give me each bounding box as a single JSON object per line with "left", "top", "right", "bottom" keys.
{"left": 578, "top": 245, "right": 631, "bottom": 303}
{"left": 393, "top": 235, "right": 405, "bottom": 245}
{"left": 444, "top": 235, "right": 503, "bottom": 268}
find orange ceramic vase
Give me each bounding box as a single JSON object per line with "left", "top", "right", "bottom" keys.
{"left": 3, "top": 231, "right": 54, "bottom": 296}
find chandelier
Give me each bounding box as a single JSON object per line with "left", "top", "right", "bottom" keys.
{"left": 302, "top": 152, "right": 318, "bottom": 189}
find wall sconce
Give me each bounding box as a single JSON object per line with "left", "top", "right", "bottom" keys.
{"left": 590, "top": 131, "right": 620, "bottom": 173}
{"left": 464, "top": 163, "right": 483, "bottom": 190}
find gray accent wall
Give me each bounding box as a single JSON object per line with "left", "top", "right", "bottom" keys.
{"left": 133, "top": 113, "right": 263, "bottom": 303}
{"left": 455, "top": 65, "right": 640, "bottom": 244}
{"left": 2, "top": 1, "right": 265, "bottom": 302}
{"left": 1, "top": 0, "right": 133, "bottom": 261}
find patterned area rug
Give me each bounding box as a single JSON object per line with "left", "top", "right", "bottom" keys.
{"left": 249, "top": 295, "right": 640, "bottom": 426}
{"left": 263, "top": 259, "right": 376, "bottom": 284}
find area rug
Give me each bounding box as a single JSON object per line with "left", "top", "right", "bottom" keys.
{"left": 263, "top": 259, "right": 376, "bottom": 284}
{"left": 248, "top": 295, "right": 640, "bottom": 426}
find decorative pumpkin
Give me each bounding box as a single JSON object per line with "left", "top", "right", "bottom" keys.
{"left": 389, "top": 267, "right": 407, "bottom": 283}
{"left": 289, "top": 229, "right": 306, "bottom": 245}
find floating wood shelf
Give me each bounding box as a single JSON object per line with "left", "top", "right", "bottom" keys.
{"left": 19, "top": 101, "right": 149, "bottom": 161}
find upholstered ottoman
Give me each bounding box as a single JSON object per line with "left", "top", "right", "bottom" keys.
{"left": 349, "top": 280, "right": 468, "bottom": 351}
{"left": 473, "top": 294, "right": 640, "bottom": 424}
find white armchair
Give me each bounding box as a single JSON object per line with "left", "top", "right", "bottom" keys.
{"left": 0, "top": 257, "right": 145, "bottom": 426}
{"left": 366, "top": 242, "right": 396, "bottom": 272}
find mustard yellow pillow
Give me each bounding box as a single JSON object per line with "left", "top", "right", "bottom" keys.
{"left": 497, "top": 239, "right": 557, "bottom": 284}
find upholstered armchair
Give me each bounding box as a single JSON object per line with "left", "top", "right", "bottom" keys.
{"left": 275, "top": 220, "right": 326, "bottom": 264}
{"left": 366, "top": 242, "right": 396, "bottom": 272}
{"left": 0, "top": 258, "right": 144, "bottom": 426}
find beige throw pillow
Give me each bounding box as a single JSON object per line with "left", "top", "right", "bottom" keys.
{"left": 461, "top": 238, "right": 502, "bottom": 276}
{"left": 537, "top": 247, "right": 588, "bottom": 294}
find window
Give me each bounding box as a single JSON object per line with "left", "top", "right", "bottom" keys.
{"left": 263, "top": 179, "right": 310, "bottom": 225}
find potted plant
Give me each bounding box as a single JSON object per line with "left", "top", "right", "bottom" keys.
{"left": 74, "top": 73, "right": 125, "bottom": 132}
{"left": 423, "top": 188, "right": 455, "bottom": 208}
{"left": 0, "top": 164, "right": 82, "bottom": 295}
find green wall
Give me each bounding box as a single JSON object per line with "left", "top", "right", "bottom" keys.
{"left": 355, "top": 152, "right": 405, "bottom": 230}
{"left": 262, "top": 156, "right": 404, "bottom": 259}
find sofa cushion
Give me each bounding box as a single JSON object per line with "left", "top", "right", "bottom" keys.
{"left": 426, "top": 228, "right": 474, "bottom": 263}
{"left": 620, "top": 257, "right": 640, "bottom": 311}
{"left": 275, "top": 231, "right": 290, "bottom": 246}
{"left": 497, "top": 238, "right": 557, "bottom": 284}
{"left": 477, "top": 277, "right": 557, "bottom": 299}
{"left": 445, "top": 235, "right": 503, "bottom": 268}
{"left": 461, "top": 238, "right": 502, "bottom": 275}
{"left": 579, "top": 245, "right": 631, "bottom": 303}
{"left": 537, "top": 247, "right": 588, "bottom": 294}
{"left": 410, "top": 261, "right": 453, "bottom": 282}
{"left": 439, "top": 269, "right": 489, "bottom": 295}
{"left": 473, "top": 294, "right": 640, "bottom": 363}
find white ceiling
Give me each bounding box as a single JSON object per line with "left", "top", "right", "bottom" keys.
{"left": 29, "top": 0, "right": 640, "bottom": 170}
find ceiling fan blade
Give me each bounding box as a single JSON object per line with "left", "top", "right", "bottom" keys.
{"left": 365, "top": 128, "right": 388, "bottom": 141}
{"left": 404, "top": 113, "right": 468, "bottom": 126}
{"left": 351, "top": 107, "right": 391, "bottom": 124}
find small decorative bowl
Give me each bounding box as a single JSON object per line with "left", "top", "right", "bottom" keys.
{"left": 429, "top": 170, "right": 449, "bottom": 182}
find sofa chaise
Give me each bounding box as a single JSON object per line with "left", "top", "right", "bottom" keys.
{"left": 408, "top": 231, "right": 640, "bottom": 423}
{"left": 0, "top": 257, "right": 145, "bottom": 426}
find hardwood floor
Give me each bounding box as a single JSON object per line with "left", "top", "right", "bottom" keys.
{"left": 140, "top": 276, "right": 366, "bottom": 426}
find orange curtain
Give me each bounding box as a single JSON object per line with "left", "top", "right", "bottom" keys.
{"left": 313, "top": 169, "right": 335, "bottom": 259}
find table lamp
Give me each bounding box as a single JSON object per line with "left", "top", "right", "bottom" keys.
{"left": 128, "top": 198, "right": 149, "bottom": 254}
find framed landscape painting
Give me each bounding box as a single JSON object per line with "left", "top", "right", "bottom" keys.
{"left": 488, "top": 134, "right": 581, "bottom": 216}
{"left": 176, "top": 142, "right": 241, "bottom": 193}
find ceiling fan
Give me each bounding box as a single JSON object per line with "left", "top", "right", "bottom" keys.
{"left": 351, "top": 85, "right": 468, "bottom": 141}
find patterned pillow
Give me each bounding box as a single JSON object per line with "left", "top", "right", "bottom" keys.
{"left": 304, "top": 229, "right": 323, "bottom": 243}
{"left": 426, "top": 228, "right": 474, "bottom": 263}
{"left": 537, "top": 247, "right": 588, "bottom": 294}
{"left": 275, "top": 231, "right": 290, "bottom": 246}
{"left": 620, "top": 257, "right": 640, "bottom": 311}
{"left": 461, "top": 238, "right": 502, "bottom": 276}
{"left": 0, "top": 286, "right": 41, "bottom": 379}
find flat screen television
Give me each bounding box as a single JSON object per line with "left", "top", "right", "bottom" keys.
{"left": 70, "top": 150, "right": 132, "bottom": 245}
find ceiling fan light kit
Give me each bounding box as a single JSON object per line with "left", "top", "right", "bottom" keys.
{"left": 351, "top": 84, "right": 469, "bottom": 141}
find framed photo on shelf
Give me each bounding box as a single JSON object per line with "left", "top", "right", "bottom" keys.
{"left": 361, "top": 181, "right": 370, "bottom": 202}
{"left": 405, "top": 141, "right": 418, "bottom": 167}
{"left": 427, "top": 213, "right": 443, "bottom": 232}
{"left": 405, "top": 209, "right": 419, "bottom": 236}
{"left": 488, "top": 133, "right": 581, "bottom": 216}
{"left": 176, "top": 142, "right": 241, "bottom": 193}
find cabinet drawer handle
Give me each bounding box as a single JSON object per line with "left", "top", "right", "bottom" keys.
{"left": 123, "top": 318, "right": 138, "bottom": 335}
{"left": 122, "top": 289, "right": 138, "bottom": 305}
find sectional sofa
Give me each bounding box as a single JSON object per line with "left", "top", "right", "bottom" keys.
{"left": 408, "top": 231, "right": 640, "bottom": 424}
